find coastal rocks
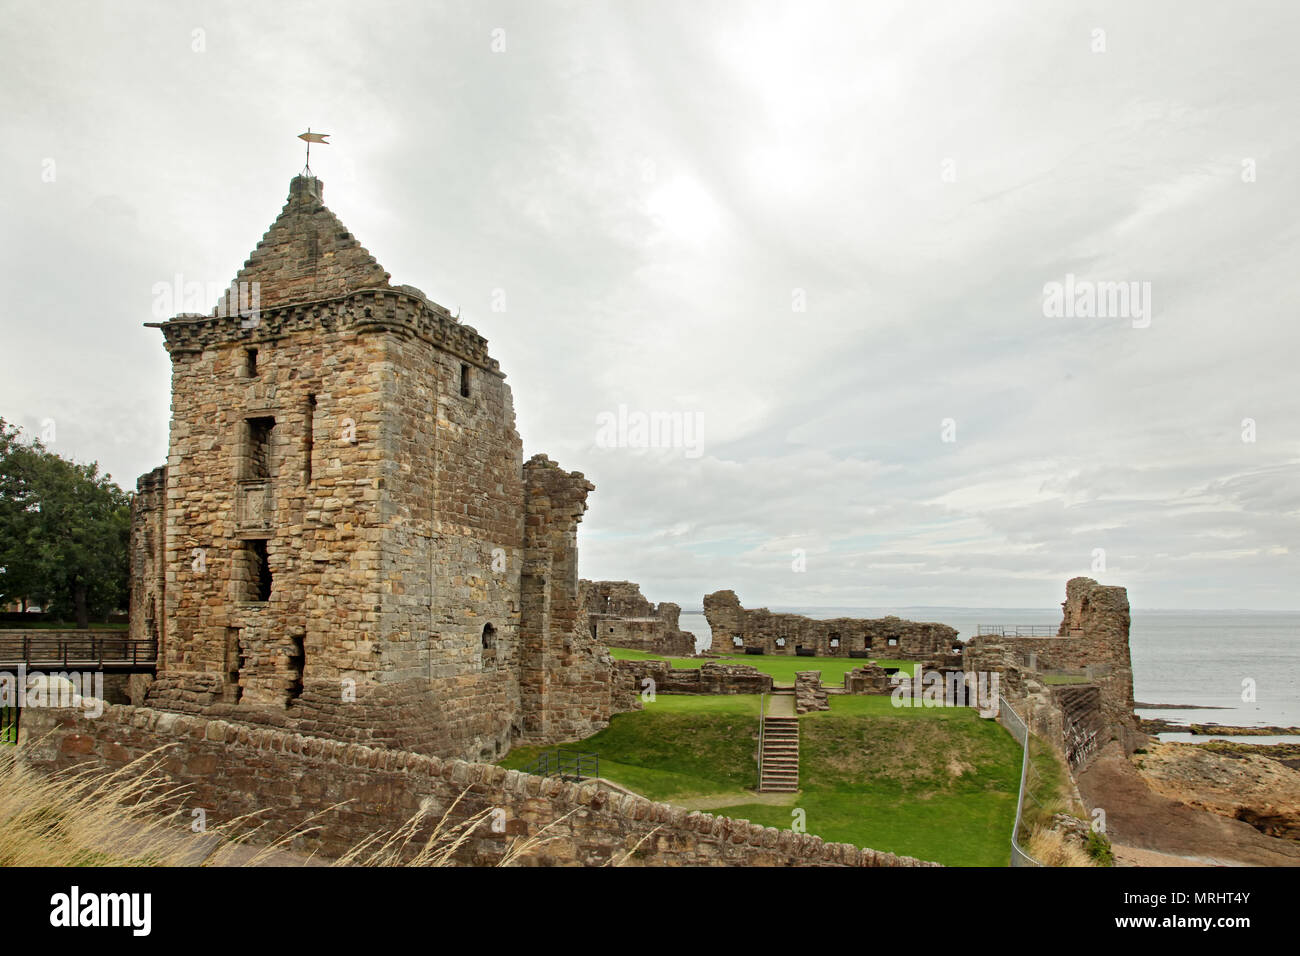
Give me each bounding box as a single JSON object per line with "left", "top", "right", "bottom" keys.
{"left": 1134, "top": 742, "right": 1300, "bottom": 840}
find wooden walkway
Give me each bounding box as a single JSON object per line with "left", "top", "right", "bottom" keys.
{"left": 0, "top": 631, "right": 157, "bottom": 672}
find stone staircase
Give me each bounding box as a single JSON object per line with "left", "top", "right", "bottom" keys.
{"left": 759, "top": 714, "right": 800, "bottom": 792}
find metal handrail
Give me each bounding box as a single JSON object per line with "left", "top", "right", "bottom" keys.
{"left": 998, "top": 696, "right": 1044, "bottom": 867}
{"left": 0, "top": 706, "right": 18, "bottom": 745}
{"left": 977, "top": 625, "right": 1058, "bottom": 637}
{"left": 522, "top": 748, "right": 599, "bottom": 782}
{"left": 756, "top": 692, "right": 766, "bottom": 790}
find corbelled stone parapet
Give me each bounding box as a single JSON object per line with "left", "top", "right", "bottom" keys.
{"left": 156, "top": 287, "right": 501, "bottom": 376}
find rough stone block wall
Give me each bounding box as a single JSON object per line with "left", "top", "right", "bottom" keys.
{"left": 962, "top": 577, "right": 1136, "bottom": 750}
{"left": 614, "top": 659, "right": 773, "bottom": 696}
{"left": 18, "top": 706, "right": 936, "bottom": 867}
{"left": 960, "top": 640, "right": 1026, "bottom": 700}
{"left": 581, "top": 580, "right": 697, "bottom": 656}
{"left": 518, "top": 457, "right": 624, "bottom": 745}
{"left": 131, "top": 175, "right": 634, "bottom": 763}
{"left": 703, "top": 590, "right": 960, "bottom": 660}
{"left": 844, "top": 663, "right": 891, "bottom": 694}
{"left": 1054, "top": 684, "right": 1104, "bottom": 770}
{"left": 795, "top": 671, "right": 830, "bottom": 714}
{"left": 128, "top": 466, "right": 166, "bottom": 646}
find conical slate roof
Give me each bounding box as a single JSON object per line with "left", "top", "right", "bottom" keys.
{"left": 231, "top": 175, "right": 391, "bottom": 307}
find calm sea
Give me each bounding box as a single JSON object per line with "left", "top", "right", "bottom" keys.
{"left": 677, "top": 608, "right": 1300, "bottom": 730}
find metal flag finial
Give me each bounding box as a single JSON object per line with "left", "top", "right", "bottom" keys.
{"left": 298, "top": 128, "right": 330, "bottom": 176}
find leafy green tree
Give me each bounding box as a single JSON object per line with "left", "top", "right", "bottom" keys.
{"left": 0, "top": 418, "right": 130, "bottom": 628}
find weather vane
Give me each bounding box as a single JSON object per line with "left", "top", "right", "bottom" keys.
{"left": 298, "top": 128, "right": 330, "bottom": 176}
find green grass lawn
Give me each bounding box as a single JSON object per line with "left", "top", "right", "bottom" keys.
{"left": 500, "top": 694, "right": 763, "bottom": 800}
{"left": 499, "top": 692, "right": 1020, "bottom": 866}
{"left": 724, "top": 696, "right": 1020, "bottom": 866}
{"left": 608, "top": 647, "right": 916, "bottom": 685}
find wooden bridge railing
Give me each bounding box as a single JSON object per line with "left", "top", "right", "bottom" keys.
{"left": 0, "top": 632, "right": 158, "bottom": 671}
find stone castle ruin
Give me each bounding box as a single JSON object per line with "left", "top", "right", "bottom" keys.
{"left": 963, "top": 576, "right": 1139, "bottom": 764}
{"left": 580, "top": 579, "right": 697, "bottom": 657}
{"left": 13, "top": 171, "right": 1153, "bottom": 869}
{"left": 703, "top": 590, "right": 961, "bottom": 660}
{"left": 129, "top": 174, "right": 626, "bottom": 762}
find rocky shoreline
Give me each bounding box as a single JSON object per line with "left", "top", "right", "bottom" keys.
{"left": 1139, "top": 717, "right": 1300, "bottom": 737}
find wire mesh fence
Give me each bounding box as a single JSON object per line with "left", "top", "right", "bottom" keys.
{"left": 997, "top": 696, "right": 1043, "bottom": 867}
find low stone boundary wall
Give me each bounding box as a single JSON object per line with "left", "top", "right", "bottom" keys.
{"left": 614, "top": 659, "right": 773, "bottom": 696}
{"left": 844, "top": 663, "right": 891, "bottom": 694}
{"left": 795, "top": 671, "right": 829, "bottom": 713}
{"left": 18, "top": 705, "right": 934, "bottom": 867}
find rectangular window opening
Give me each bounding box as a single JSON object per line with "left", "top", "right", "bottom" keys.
{"left": 245, "top": 348, "right": 259, "bottom": 377}
{"left": 459, "top": 363, "right": 471, "bottom": 398}
{"left": 245, "top": 416, "right": 275, "bottom": 480}
{"left": 304, "top": 395, "right": 316, "bottom": 485}
{"left": 244, "top": 539, "right": 272, "bottom": 602}
{"left": 289, "top": 633, "right": 304, "bottom": 701}
{"left": 224, "top": 627, "right": 244, "bottom": 703}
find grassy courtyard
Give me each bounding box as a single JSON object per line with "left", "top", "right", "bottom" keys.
{"left": 608, "top": 647, "right": 916, "bottom": 686}
{"left": 500, "top": 692, "right": 1021, "bottom": 866}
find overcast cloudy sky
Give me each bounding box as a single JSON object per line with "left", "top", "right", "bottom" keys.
{"left": 2, "top": 1, "right": 1297, "bottom": 610}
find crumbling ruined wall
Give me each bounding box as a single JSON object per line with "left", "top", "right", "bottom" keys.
{"left": 134, "top": 175, "right": 629, "bottom": 762}
{"left": 581, "top": 580, "right": 696, "bottom": 656}
{"left": 962, "top": 577, "right": 1137, "bottom": 754}
{"left": 843, "top": 663, "right": 892, "bottom": 695}
{"left": 128, "top": 466, "right": 166, "bottom": 648}
{"left": 19, "top": 706, "right": 936, "bottom": 867}
{"left": 703, "top": 590, "right": 960, "bottom": 660}
{"left": 518, "top": 456, "right": 618, "bottom": 745}
{"left": 794, "top": 672, "right": 830, "bottom": 714}
{"left": 613, "top": 659, "right": 773, "bottom": 695}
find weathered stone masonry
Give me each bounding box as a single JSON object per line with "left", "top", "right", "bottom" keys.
{"left": 19, "top": 706, "right": 935, "bottom": 867}
{"left": 128, "top": 465, "right": 166, "bottom": 647}
{"left": 580, "top": 579, "right": 697, "bottom": 657}
{"left": 962, "top": 577, "right": 1138, "bottom": 759}
{"left": 131, "top": 175, "right": 625, "bottom": 762}
{"left": 703, "top": 590, "right": 960, "bottom": 660}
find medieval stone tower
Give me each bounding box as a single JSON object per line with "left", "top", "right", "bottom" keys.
{"left": 130, "top": 174, "right": 620, "bottom": 761}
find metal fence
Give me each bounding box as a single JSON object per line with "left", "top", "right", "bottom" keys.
{"left": 996, "top": 696, "right": 1043, "bottom": 867}
{"left": 0, "top": 706, "right": 18, "bottom": 746}
{"left": 977, "top": 625, "right": 1057, "bottom": 637}
{"left": 521, "top": 748, "right": 600, "bottom": 782}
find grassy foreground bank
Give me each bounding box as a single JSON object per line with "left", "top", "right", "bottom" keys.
{"left": 501, "top": 693, "right": 1020, "bottom": 866}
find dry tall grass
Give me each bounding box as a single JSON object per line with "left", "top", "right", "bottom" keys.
{"left": 0, "top": 745, "right": 599, "bottom": 867}
{"left": 1026, "top": 825, "right": 1097, "bottom": 867}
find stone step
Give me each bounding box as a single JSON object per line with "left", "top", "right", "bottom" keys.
{"left": 759, "top": 710, "right": 799, "bottom": 792}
